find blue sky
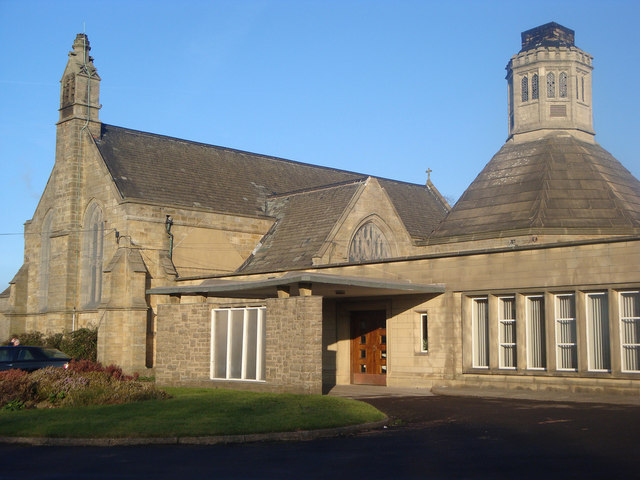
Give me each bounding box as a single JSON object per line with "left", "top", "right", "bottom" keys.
{"left": 0, "top": 0, "right": 639, "bottom": 288}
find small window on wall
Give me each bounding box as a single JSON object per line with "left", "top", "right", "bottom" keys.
{"left": 420, "top": 314, "right": 428, "bottom": 352}
{"left": 532, "top": 74, "right": 539, "bottom": 100}
{"left": 555, "top": 294, "right": 577, "bottom": 370}
{"left": 472, "top": 297, "right": 489, "bottom": 368}
{"left": 619, "top": 291, "right": 640, "bottom": 373}
{"left": 498, "top": 297, "right": 516, "bottom": 369}
{"left": 211, "top": 307, "right": 266, "bottom": 381}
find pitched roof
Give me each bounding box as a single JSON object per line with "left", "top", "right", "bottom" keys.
{"left": 237, "top": 181, "right": 363, "bottom": 273}
{"left": 94, "top": 124, "right": 362, "bottom": 217}
{"left": 429, "top": 133, "right": 640, "bottom": 240}
{"left": 378, "top": 179, "right": 450, "bottom": 240}
{"left": 93, "top": 123, "right": 447, "bottom": 237}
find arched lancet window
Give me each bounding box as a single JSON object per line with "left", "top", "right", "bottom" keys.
{"left": 576, "top": 77, "right": 579, "bottom": 99}
{"left": 581, "top": 77, "right": 585, "bottom": 102}
{"left": 559, "top": 72, "right": 567, "bottom": 98}
{"left": 546, "top": 72, "right": 555, "bottom": 98}
{"left": 81, "top": 203, "right": 104, "bottom": 307}
{"left": 348, "top": 222, "right": 391, "bottom": 263}
{"left": 39, "top": 212, "right": 54, "bottom": 311}
{"left": 521, "top": 76, "right": 529, "bottom": 102}
{"left": 531, "top": 74, "right": 539, "bottom": 100}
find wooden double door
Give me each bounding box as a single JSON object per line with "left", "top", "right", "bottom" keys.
{"left": 350, "top": 310, "right": 387, "bottom": 385}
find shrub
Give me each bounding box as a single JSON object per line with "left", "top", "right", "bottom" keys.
{"left": 6, "top": 328, "right": 97, "bottom": 361}
{"left": 59, "top": 328, "right": 98, "bottom": 362}
{"left": 67, "top": 359, "right": 138, "bottom": 380}
{"left": 0, "top": 369, "right": 35, "bottom": 408}
{"left": 1, "top": 366, "right": 168, "bottom": 410}
{"left": 6, "top": 331, "right": 45, "bottom": 347}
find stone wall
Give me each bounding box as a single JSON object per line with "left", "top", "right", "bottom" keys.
{"left": 264, "top": 296, "right": 323, "bottom": 394}
{"left": 320, "top": 238, "right": 640, "bottom": 395}
{"left": 155, "top": 296, "right": 323, "bottom": 394}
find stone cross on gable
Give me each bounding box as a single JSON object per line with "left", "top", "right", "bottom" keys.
{"left": 426, "top": 168, "right": 432, "bottom": 183}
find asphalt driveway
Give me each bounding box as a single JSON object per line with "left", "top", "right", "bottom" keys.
{"left": 0, "top": 394, "right": 638, "bottom": 479}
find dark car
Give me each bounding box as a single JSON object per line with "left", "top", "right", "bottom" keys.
{"left": 0, "top": 346, "right": 70, "bottom": 372}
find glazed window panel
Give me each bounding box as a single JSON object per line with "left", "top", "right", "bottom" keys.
{"left": 620, "top": 291, "right": 640, "bottom": 372}
{"left": 531, "top": 73, "right": 539, "bottom": 100}
{"left": 555, "top": 294, "right": 577, "bottom": 370}
{"left": 420, "top": 314, "right": 428, "bottom": 352}
{"left": 499, "top": 297, "right": 516, "bottom": 369}
{"left": 521, "top": 76, "right": 529, "bottom": 102}
{"left": 348, "top": 222, "right": 391, "bottom": 262}
{"left": 211, "top": 307, "right": 266, "bottom": 381}
{"left": 586, "top": 293, "right": 610, "bottom": 372}
{"left": 472, "top": 297, "right": 489, "bottom": 368}
{"left": 81, "top": 203, "right": 104, "bottom": 307}
{"left": 559, "top": 72, "right": 568, "bottom": 98}
{"left": 526, "top": 296, "right": 546, "bottom": 370}
{"left": 547, "top": 72, "right": 555, "bottom": 98}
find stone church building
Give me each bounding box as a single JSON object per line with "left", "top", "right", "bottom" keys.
{"left": 1, "top": 23, "right": 639, "bottom": 396}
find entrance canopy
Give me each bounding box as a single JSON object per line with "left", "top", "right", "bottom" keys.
{"left": 148, "top": 271, "right": 445, "bottom": 299}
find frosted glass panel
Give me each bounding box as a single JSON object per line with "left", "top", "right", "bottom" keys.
{"left": 214, "top": 310, "right": 228, "bottom": 379}
{"left": 229, "top": 310, "right": 244, "bottom": 379}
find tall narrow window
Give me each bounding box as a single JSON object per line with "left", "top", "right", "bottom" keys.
{"left": 499, "top": 297, "right": 516, "bottom": 369}
{"left": 81, "top": 203, "right": 104, "bottom": 307}
{"left": 547, "top": 72, "right": 556, "bottom": 98}
{"left": 620, "top": 291, "right": 640, "bottom": 372}
{"left": 576, "top": 77, "right": 579, "bottom": 99}
{"left": 526, "top": 296, "right": 546, "bottom": 369}
{"left": 581, "top": 77, "right": 585, "bottom": 101}
{"left": 39, "top": 212, "right": 54, "bottom": 311}
{"left": 472, "top": 297, "right": 489, "bottom": 368}
{"left": 211, "top": 307, "right": 266, "bottom": 381}
{"left": 508, "top": 78, "right": 514, "bottom": 130}
{"left": 532, "top": 74, "right": 539, "bottom": 100}
{"left": 420, "top": 314, "right": 428, "bottom": 352}
{"left": 559, "top": 72, "right": 567, "bottom": 98}
{"left": 521, "top": 76, "right": 529, "bottom": 102}
{"left": 586, "top": 293, "right": 610, "bottom": 371}
{"left": 555, "top": 294, "right": 577, "bottom": 370}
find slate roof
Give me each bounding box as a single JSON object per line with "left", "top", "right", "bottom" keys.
{"left": 94, "top": 124, "right": 363, "bottom": 217}
{"left": 429, "top": 133, "right": 640, "bottom": 240}
{"left": 93, "top": 124, "right": 448, "bottom": 266}
{"left": 237, "top": 181, "right": 364, "bottom": 273}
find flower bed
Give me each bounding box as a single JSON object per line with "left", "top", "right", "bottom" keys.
{"left": 0, "top": 360, "right": 168, "bottom": 410}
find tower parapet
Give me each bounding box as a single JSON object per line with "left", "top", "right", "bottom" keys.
{"left": 506, "top": 22, "right": 594, "bottom": 142}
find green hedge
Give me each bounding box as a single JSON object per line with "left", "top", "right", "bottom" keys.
{"left": 4, "top": 328, "right": 97, "bottom": 362}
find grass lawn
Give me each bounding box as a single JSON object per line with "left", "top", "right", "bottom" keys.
{"left": 0, "top": 388, "right": 385, "bottom": 438}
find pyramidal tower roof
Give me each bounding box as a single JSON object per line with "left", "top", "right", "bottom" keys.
{"left": 429, "top": 23, "right": 640, "bottom": 242}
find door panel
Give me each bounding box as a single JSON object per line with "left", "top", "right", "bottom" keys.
{"left": 350, "top": 310, "right": 387, "bottom": 385}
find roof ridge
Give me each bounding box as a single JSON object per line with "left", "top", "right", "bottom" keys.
{"left": 268, "top": 178, "right": 366, "bottom": 198}
{"left": 528, "top": 142, "right": 554, "bottom": 227}
{"left": 99, "top": 124, "right": 431, "bottom": 189}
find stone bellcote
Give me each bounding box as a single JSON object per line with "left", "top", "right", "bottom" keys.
{"left": 58, "top": 34, "right": 101, "bottom": 125}
{"left": 505, "top": 22, "right": 594, "bottom": 143}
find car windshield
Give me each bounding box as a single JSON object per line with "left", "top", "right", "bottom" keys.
{"left": 41, "top": 348, "right": 70, "bottom": 359}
